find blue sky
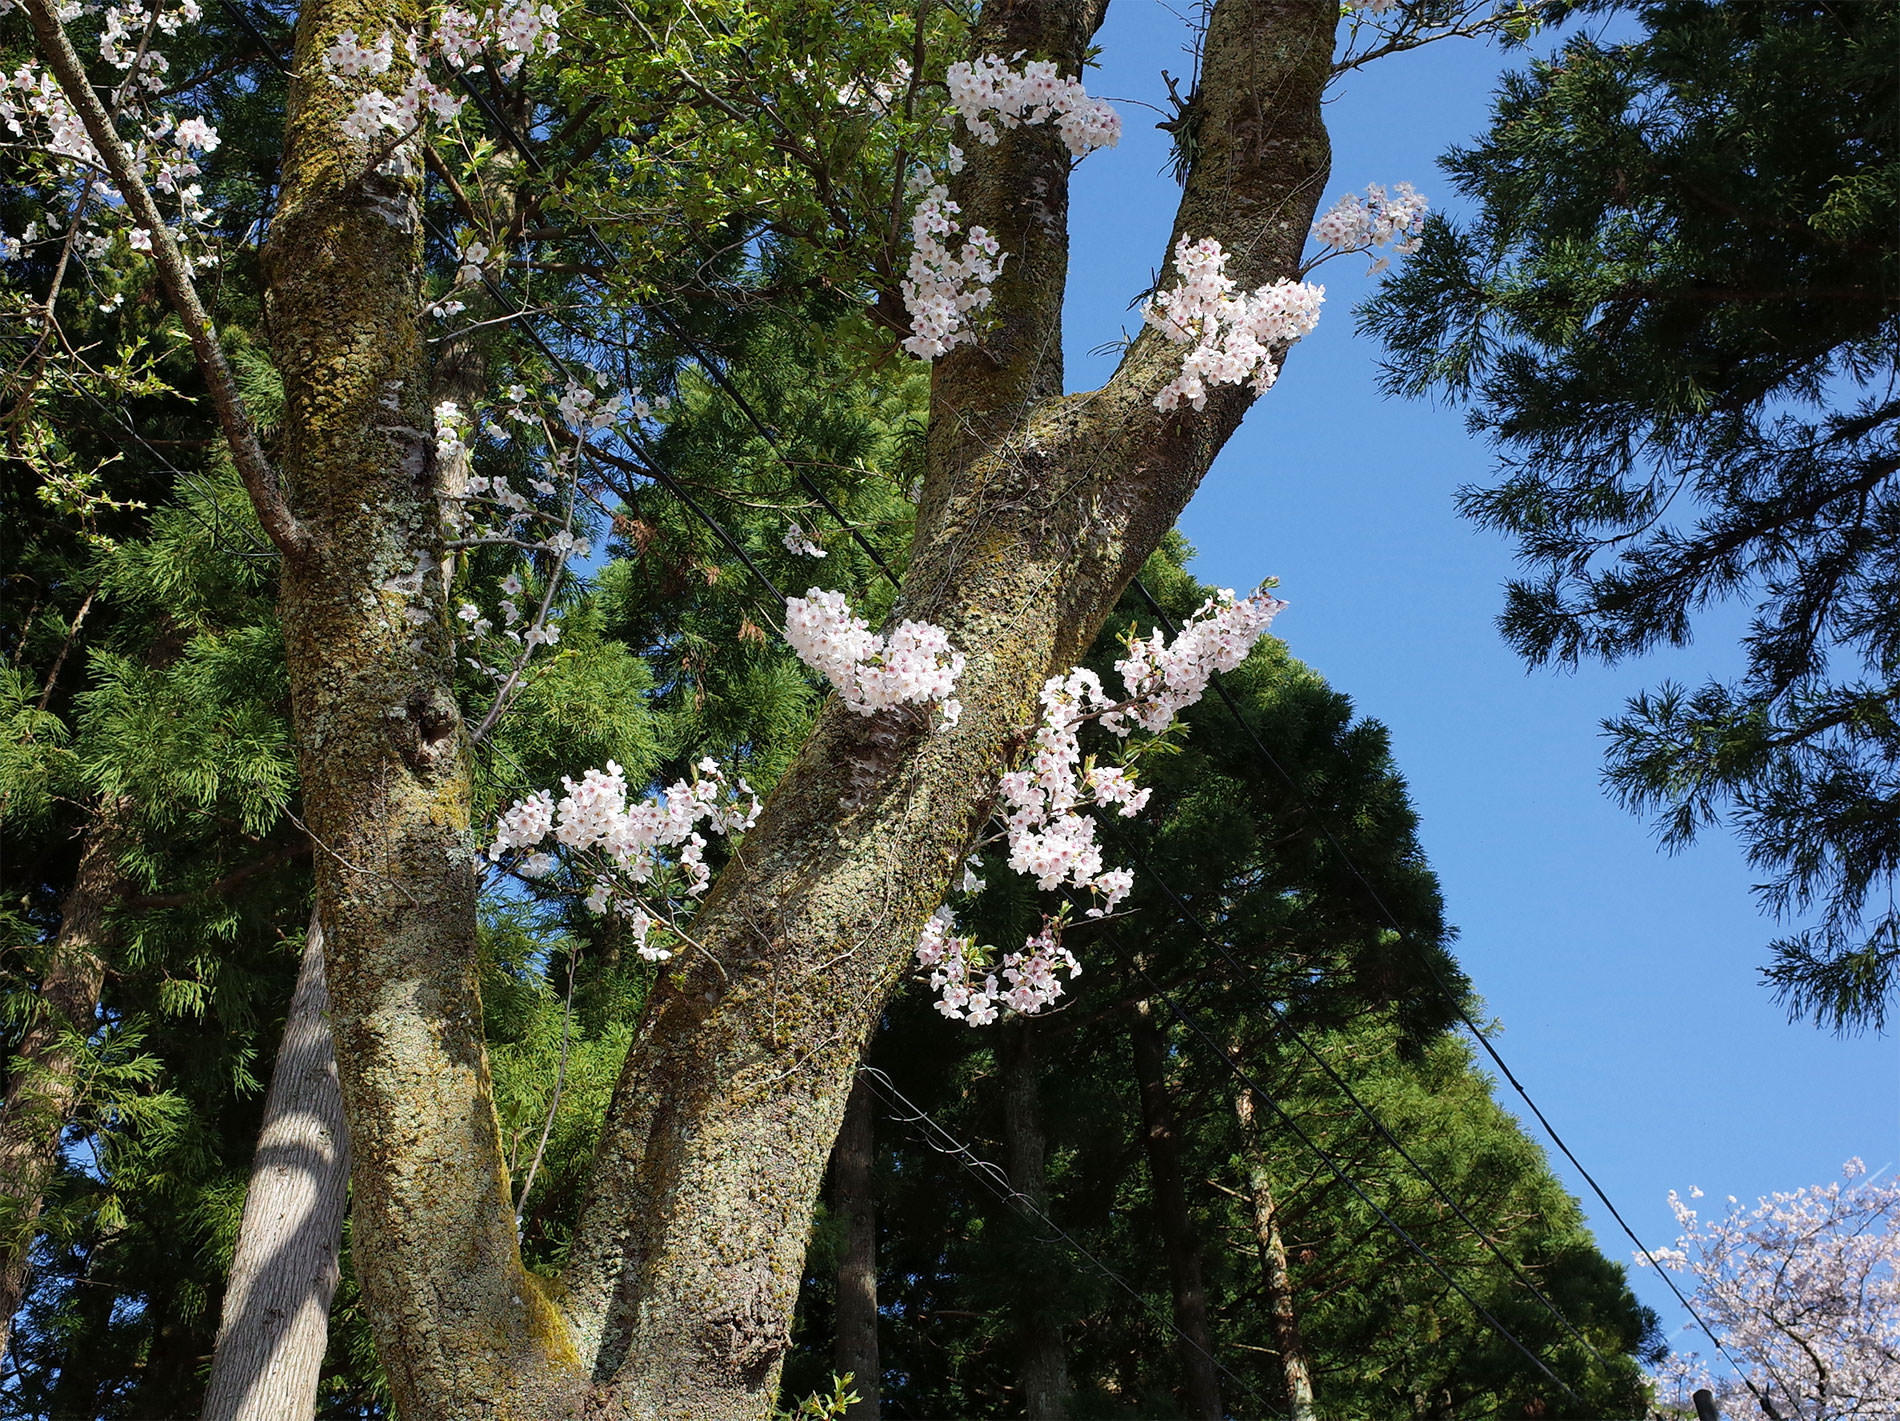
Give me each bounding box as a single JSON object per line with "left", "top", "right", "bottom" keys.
{"left": 1065, "top": 0, "right": 1897, "bottom": 1371}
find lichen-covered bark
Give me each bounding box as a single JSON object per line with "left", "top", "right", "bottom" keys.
{"left": 1133, "top": 1002, "right": 1224, "bottom": 1420}
{"left": 1234, "top": 1083, "right": 1317, "bottom": 1421}
{"left": 261, "top": 0, "right": 585, "bottom": 1410}
{"left": 0, "top": 819, "right": 127, "bottom": 1364}
{"left": 999, "top": 1019, "right": 1073, "bottom": 1419}
{"left": 201, "top": 906, "right": 350, "bottom": 1421}
{"left": 558, "top": 2, "right": 1334, "bottom": 1415}
{"left": 830, "top": 1076, "right": 880, "bottom": 1418}
{"left": 212, "top": 0, "right": 1331, "bottom": 1411}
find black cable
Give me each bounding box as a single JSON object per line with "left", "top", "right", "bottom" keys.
{"left": 1131, "top": 966, "right": 1590, "bottom": 1411}
{"left": 1106, "top": 871, "right": 1617, "bottom": 1376}
{"left": 1129, "top": 577, "right": 1783, "bottom": 1420}
{"left": 855, "top": 1065, "right": 1286, "bottom": 1420}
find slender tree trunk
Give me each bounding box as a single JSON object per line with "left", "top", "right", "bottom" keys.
{"left": 1234, "top": 1083, "right": 1316, "bottom": 1421}
{"left": 1131, "top": 1001, "right": 1224, "bottom": 1420}
{"left": 830, "top": 1076, "right": 880, "bottom": 1418}
{"left": 201, "top": 905, "right": 350, "bottom": 1421}
{"left": 44, "top": 1250, "right": 114, "bottom": 1416}
{"left": 998, "top": 1018, "right": 1072, "bottom": 1419}
{"left": 0, "top": 819, "right": 125, "bottom": 1364}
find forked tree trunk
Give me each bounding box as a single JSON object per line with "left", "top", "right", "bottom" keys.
{"left": 1234, "top": 1082, "right": 1316, "bottom": 1421}
{"left": 50, "top": 0, "right": 1334, "bottom": 1411}
{"left": 559, "top": 7, "right": 1333, "bottom": 1413}
{"left": 1131, "top": 1002, "right": 1224, "bottom": 1420}
{"left": 998, "top": 1018, "right": 1073, "bottom": 1419}
{"left": 830, "top": 1075, "right": 880, "bottom": 1418}
{"left": 201, "top": 905, "right": 350, "bottom": 1421}
{"left": 0, "top": 818, "right": 126, "bottom": 1364}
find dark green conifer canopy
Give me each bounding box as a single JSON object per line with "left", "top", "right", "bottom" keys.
{"left": 1365, "top": 0, "right": 1900, "bottom": 1031}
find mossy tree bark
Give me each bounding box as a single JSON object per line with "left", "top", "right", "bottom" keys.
{"left": 190, "top": 0, "right": 1330, "bottom": 1413}
{"left": 1235, "top": 1082, "right": 1318, "bottom": 1421}
{"left": 260, "top": 0, "right": 586, "bottom": 1410}
{"left": 201, "top": 906, "right": 351, "bottom": 1421}
{"left": 0, "top": 817, "right": 127, "bottom": 1365}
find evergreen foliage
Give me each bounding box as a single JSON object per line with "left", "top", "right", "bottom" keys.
{"left": 1364, "top": 0, "right": 1900, "bottom": 1031}
{"left": 4, "top": 1, "right": 1672, "bottom": 1411}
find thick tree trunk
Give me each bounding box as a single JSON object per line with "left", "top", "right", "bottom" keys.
{"left": 1234, "top": 1083, "right": 1316, "bottom": 1421}
{"left": 201, "top": 906, "right": 350, "bottom": 1421}
{"left": 230, "top": 0, "right": 1331, "bottom": 1413}
{"left": 830, "top": 1076, "right": 880, "bottom": 1418}
{"left": 558, "top": 7, "right": 1332, "bottom": 1413}
{"left": 1131, "top": 1002, "right": 1224, "bottom": 1420}
{"left": 260, "top": 1, "right": 585, "bottom": 1410}
{"left": 0, "top": 820, "right": 125, "bottom": 1364}
{"left": 998, "top": 1019, "right": 1073, "bottom": 1419}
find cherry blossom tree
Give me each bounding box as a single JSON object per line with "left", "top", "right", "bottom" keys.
{"left": 7, "top": 0, "right": 1543, "bottom": 1414}
{"left": 1641, "top": 1161, "right": 1900, "bottom": 1420}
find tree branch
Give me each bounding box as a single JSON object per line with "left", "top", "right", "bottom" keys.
{"left": 22, "top": 0, "right": 308, "bottom": 561}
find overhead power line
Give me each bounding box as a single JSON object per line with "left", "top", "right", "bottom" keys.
{"left": 1130, "top": 965, "right": 1589, "bottom": 1410}
{"left": 1107, "top": 871, "right": 1619, "bottom": 1379}
{"left": 1128, "top": 577, "right": 1782, "bottom": 1420}
{"left": 856, "top": 1065, "right": 1287, "bottom": 1420}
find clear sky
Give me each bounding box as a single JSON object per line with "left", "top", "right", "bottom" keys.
{"left": 1064, "top": 0, "right": 1898, "bottom": 1372}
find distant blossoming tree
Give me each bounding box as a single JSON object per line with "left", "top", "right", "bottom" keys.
{"left": 1640, "top": 1161, "right": 1900, "bottom": 1420}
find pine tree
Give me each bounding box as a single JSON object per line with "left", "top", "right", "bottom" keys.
{"left": 1364, "top": 0, "right": 1900, "bottom": 1032}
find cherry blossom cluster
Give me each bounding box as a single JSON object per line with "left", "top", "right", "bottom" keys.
{"left": 830, "top": 57, "right": 911, "bottom": 116}
{"left": 998, "top": 668, "right": 1144, "bottom": 911}
{"left": 96, "top": 0, "right": 200, "bottom": 92}
{"left": 457, "top": 568, "right": 559, "bottom": 656}
{"left": 488, "top": 758, "right": 761, "bottom": 962}
{"left": 1113, "top": 586, "right": 1290, "bottom": 733}
{"left": 2, "top": 0, "right": 224, "bottom": 265}
{"left": 782, "top": 526, "right": 827, "bottom": 559}
{"left": 1144, "top": 237, "right": 1326, "bottom": 411}
{"left": 1639, "top": 1160, "right": 1899, "bottom": 1420}
{"left": 899, "top": 172, "right": 1004, "bottom": 360}
{"left": 319, "top": 0, "right": 560, "bottom": 144}
{"left": 431, "top": 368, "right": 671, "bottom": 722}
{"left": 899, "top": 56, "right": 1118, "bottom": 360}
{"left": 1310, "top": 182, "right": 1429, "bottom": 274}
{"left": 944, "top": 54, "right": 1122, "bottom": 157}
{"left": 916, "top": 908, "right": 1083, "bottom": 1025}
{"left": 783, "top": 589, "right": 965, "bottom": 725}
{"left": 918, "top": 587, "right": 1287, "bottom": 1025}
{"left": 3, "top": 61, "right": 100, "bottom": 168}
